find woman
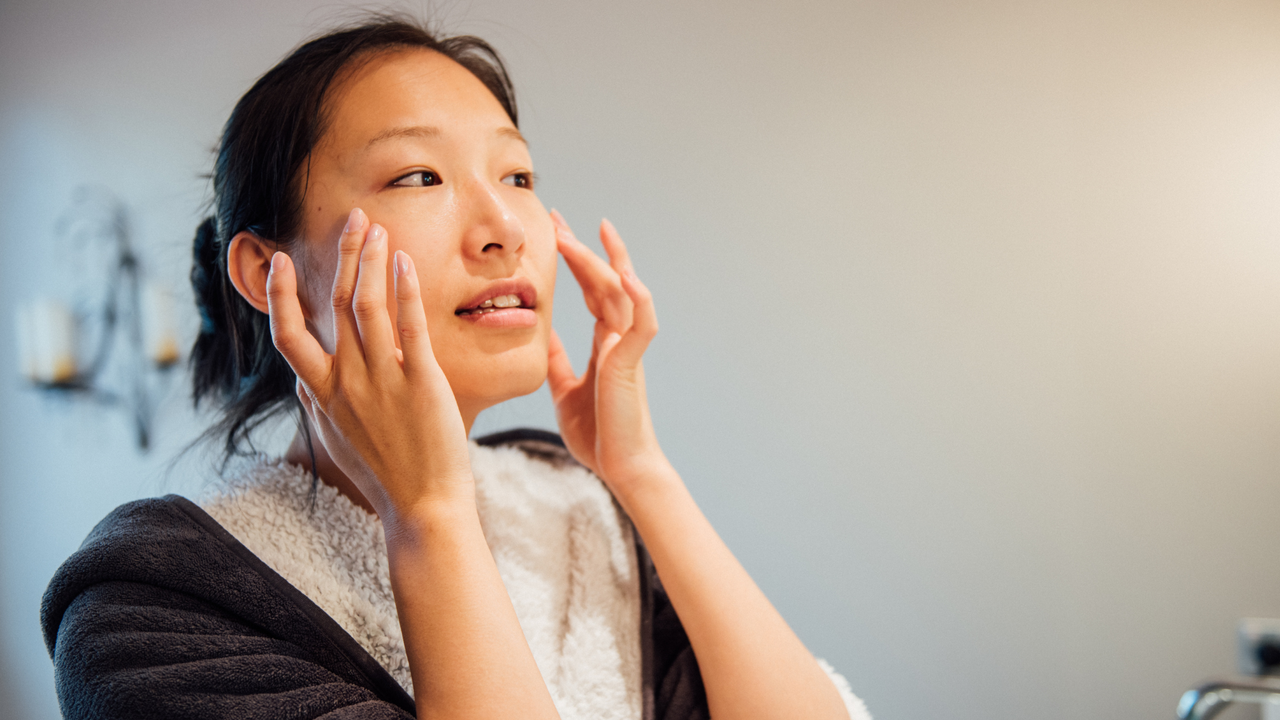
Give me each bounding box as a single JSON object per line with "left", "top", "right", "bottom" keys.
{"left": 41, "top": 17, "right": 870, "bottom": 720}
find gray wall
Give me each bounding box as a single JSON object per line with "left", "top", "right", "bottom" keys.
{"left": 4, "top": 1, "right": 1280, "bottom": 718}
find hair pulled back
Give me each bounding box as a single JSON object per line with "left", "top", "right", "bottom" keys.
{"left": 190, "top": 15, "right": 517, "bottom": 460}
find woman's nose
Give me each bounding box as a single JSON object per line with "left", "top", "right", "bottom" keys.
{"left": 459, "top": 177, "right": 525, "bottom": 261}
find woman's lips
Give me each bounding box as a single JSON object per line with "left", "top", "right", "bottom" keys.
{"left": 458, "top": 307, "right": 537, "bottom": 328}
{"left": 455, "top": 278, "right": 536, "bottom": 313}
{"left": 455, "top": 277, "right": 538, "bottom": 329}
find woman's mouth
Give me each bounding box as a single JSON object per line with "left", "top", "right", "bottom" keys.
{"left": 455, "top": 281, "right": 538, "bottom": 328}
{"left": 456, "top": 293, "right": 525, "bottom": 316}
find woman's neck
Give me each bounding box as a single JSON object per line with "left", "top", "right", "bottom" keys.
{"left": 283, "top": 431, "right": 379, "bottom": 515}
{"left": 283, "top": 407, "right": 478, "bottom": 518}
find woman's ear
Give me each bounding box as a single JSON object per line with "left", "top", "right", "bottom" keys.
{"left": 227, "top": 231, "right": 276, "bottom": 315}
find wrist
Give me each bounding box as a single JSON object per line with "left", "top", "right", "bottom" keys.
{"left": 381, "top": 491, "right": 480, "bottom": 552}
{"left": 605, "top": 453, "right": 683, "bottom": 512}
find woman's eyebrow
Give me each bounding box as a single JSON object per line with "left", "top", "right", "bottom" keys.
{"left": 496, "top": 127, "right": 528, "bottom": 146}
{"left": 362, "top": 125, "right": 526, "bottom": 150}
{"left": 364, "top": 125, "right": 441, "bottom": 150}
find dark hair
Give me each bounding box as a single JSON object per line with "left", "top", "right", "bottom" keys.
{"left": 190, "top": 15, "right": 517, "bottom": 462}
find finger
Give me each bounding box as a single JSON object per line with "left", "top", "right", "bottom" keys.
{"left": 550, "top": 211, "right": 601, "bottom": 317}
{"left": 267, "top": 252, "right": 331, "bottom": 390}
{"left": 546, "top": 329, "right": 577, "bottom": 399}
{"left": 582, "top": 321, "right": 604, "bottom": 385}
{"left": 554, "top": 225, "right": 602, "bottom": 318}
{"left": 392, "top": 250, "right": 435, "bottom": 379}
{"left": 330, "top": 207, "right": 369, "bottom": 362}
{"left": 554, "top": 217, "right": 633, "bottom": 334}
{"left": 597, "top": 219, "right": 639, "bottom": 334}
{"left": 598, "top": 218, "right": 634, "bottom": 276}
{"left": 611, "top": 268, "right": 659, "bottom": 366}
{"left": 594, "top": 321, "right": 623, "bottom": 369}
{"left": 352, "top": 223, "right": 397, "bottom": 373}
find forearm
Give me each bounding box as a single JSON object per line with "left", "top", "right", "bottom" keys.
{"left": 385, "top": 499, "right": 559, "bottom": 720}
{"left": 617, "top": 462, "right": 849, "bottom": 720}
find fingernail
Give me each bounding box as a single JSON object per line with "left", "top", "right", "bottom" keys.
{"left": 367, "top": 224, "right": 385, "bottom": 246}
{"left": 394, "top": 250, "right": 410, "bottom": 277}
{"left": 270, "top": 252, "right": 285, "bottom": 274}
{"left": 345, "top": 208, "right": 364, "bottom": 233}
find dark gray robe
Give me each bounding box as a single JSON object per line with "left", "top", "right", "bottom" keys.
{"left": 41, "top": 430, "right": 707, "bottom": 720}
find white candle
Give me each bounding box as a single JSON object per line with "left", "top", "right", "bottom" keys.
{"left": 142, "top": 283, "right": 180, "bottom": 367}
{"left": 15, "top": 299, "right": 78, "bottom": 385}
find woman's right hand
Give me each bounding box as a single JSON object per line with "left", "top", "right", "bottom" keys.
{"left": 267, "top": 209, "right": 561, "bottom": 720}
{"left": 265, "top": 207, "right": 474, "bottom": 523}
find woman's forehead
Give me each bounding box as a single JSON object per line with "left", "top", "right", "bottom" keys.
{"left": 322, "top": 48, "right": 514, "bottom": 153}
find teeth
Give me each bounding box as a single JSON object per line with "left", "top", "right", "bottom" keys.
{"left": 462, "top": 294, "right": 523, "bottom": 315}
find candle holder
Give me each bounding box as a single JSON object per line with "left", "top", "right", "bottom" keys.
{"left": 14, "top": 187, "right": 180, "bottom": 451}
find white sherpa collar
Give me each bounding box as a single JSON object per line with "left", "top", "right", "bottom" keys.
{"left": 201, "top": 441, "right": 642, "bottom": 720}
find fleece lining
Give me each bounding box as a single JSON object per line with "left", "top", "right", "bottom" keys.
{"left": 201, "top": 441, "right": 870, "bottom": 720}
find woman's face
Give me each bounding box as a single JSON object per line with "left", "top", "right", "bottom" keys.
{"left": 294, "top": 48, "right": 556, "bottom": 427}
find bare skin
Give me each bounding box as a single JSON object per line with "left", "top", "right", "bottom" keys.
{"left": 227, "top": 48, "right": 849, "bottom": 720}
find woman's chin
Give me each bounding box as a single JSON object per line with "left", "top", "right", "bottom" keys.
{"left": 447, "top": 348, "right": 549, "bottom": 413}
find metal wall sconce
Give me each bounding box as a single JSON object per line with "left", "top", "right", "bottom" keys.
{"left": 13, "top": 187, "right": 181, "bottom": 451}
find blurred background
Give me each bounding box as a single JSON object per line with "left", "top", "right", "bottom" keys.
{"left": 3, "top": 0, "right": 1280, "bottom": 718}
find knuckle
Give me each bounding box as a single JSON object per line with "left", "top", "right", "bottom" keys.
{"left": 269, "top": 316, "right": 296, "bottom": 346}
{"left": 397, "top": 319, "right": 427, "bottom": 341}
{"left": 352, "top": 292, "right": 381, "bottom": 319}
{"left": 338, "top": 231, "right": 363, "bottom": 254}
{"left": 330, "top": 286, "right": 354, "bottom": 311}
{"left": 271, "top": 330, "right": 296, "bottom": 355}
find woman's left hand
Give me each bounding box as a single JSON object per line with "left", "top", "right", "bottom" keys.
{"left": 547, "top": 210, "right": 668, "bottom": 496}
{"left": 549, "top": 211, "right": 854, "bottom": 720}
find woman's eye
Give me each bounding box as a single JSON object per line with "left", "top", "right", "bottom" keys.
{"left": 502, "top": 172, "right": 535, "bottom": 189}
{"left": 392, "top": 170, "right": 440, "bottom": 188}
